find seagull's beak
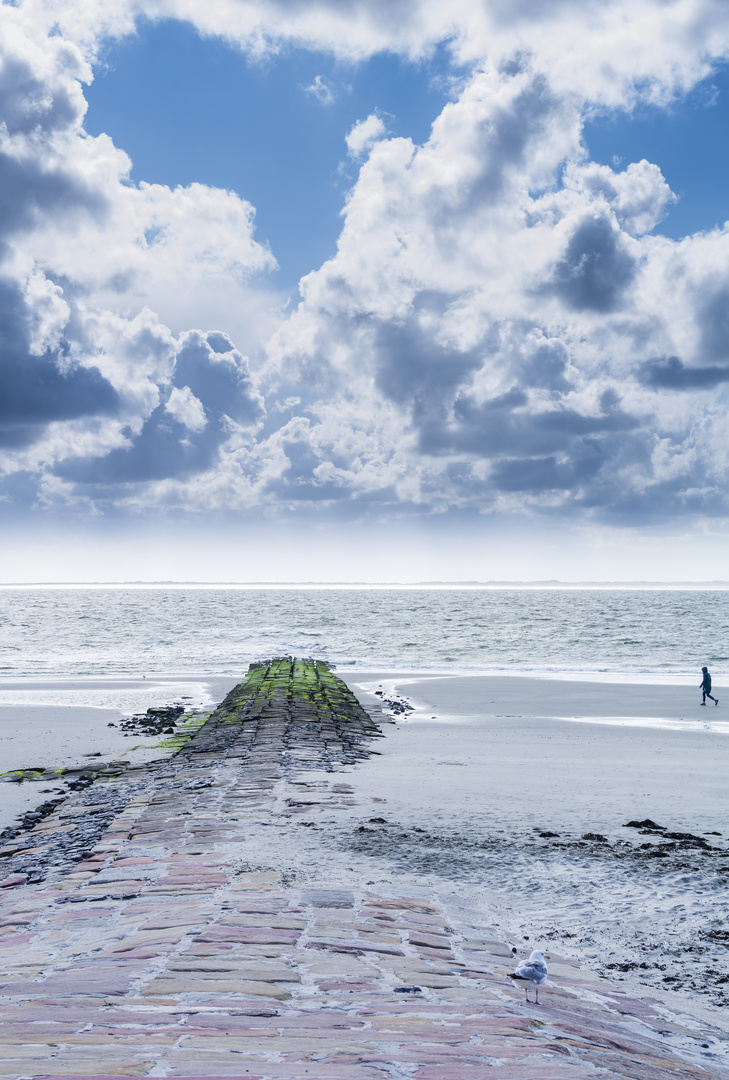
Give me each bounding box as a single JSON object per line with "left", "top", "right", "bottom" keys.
{"left": 545, "top": 954, "right": 551, "bottom": 960}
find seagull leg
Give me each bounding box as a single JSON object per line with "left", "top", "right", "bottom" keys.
{"left": 535, "top": 987, "right": 539, "bottom": 1004}
{"left": 524, "top": 987, "right": 530, "bottom": 1002}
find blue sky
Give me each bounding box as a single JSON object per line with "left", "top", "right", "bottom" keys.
{"left": 584, "top": 64, "right": 729, "bottom": 241}
{"left": 84, "top": 21, "right": 729, "bottom": 288}
{"left": 3, "top": 0, "right": 729, "bottom": 581}
{"left": 85, "top": 21, "right": 453, "bottom": 291}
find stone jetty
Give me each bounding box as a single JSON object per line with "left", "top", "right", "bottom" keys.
{"left": 0, "top": 658, "right": 727, "bottom": 1079}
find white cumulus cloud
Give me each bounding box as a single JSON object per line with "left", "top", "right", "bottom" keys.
{"left": 346, "top": 112, "right": 387, "bottom": 158}
{"left": 3, "top": 0, "right": 729, "bottom": 532}
{"left": 165, "top": 385, "right": 207, "bottom": 432}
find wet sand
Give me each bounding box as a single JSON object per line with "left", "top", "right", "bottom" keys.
{"left": 334, "top": 671, "right": 729, "bottom": 1019}
{"left": 2, "top": 668, "right": 728, "bottom": 1023}
{"left": 342, "top": 672, "right": 729, "bottom": 834}
{"left": 0, "top": 661, "right": 727, "bottom": 1078}
{"left": 0, "top": 675, "right": 239, "bottom": 831}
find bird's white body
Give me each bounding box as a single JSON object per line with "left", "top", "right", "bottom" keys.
{"left": 509, "top": 949, "right": 549, "bottom": 1003}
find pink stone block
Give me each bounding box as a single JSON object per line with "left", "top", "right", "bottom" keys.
{"left": 305, "top": 940, "right": 404, "bottom": 957}
{"left": 109, "top": 857, "right": 157, "bottom": 867}
{"left": 105, "top": 948, "right": 163, "bottom": 959}
{"left": 199, "top": 926, "right": 300, "bottom": 944}
{"left": 48, "top": 908, "right": 116, "bottom": 921}
{"left": 416, "top": 948, "right": 456, "bottom": 962}
{"left": 0, "top": 932, "right": 35, "bottom": 948}
{"left": 154, "top": 878, "right": 228, "bottom": 888}
{"left": 408, "top": 932, "right": 451, "bottom": 949}
{"left": 0, "top": 874, "right": 27, "bottom": 889}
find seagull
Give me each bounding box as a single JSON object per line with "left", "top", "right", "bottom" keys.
{"left": 508, "top": 949, "right": 550, "bottom": 1004}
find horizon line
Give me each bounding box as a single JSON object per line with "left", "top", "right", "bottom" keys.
{"left": 2, "top": 579, "right": 729, "bottom": 588}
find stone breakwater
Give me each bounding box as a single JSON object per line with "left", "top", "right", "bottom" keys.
{"left": 0, "top": 658, "right": 727, "bottom": 1079}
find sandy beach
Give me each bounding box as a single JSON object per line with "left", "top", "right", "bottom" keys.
{"left": 2, "top": 658, "right": 728, "bottom": 1079}
{"left": 0, "top": 675, "right": 239, "bottom": 832}
{"left": 343, "top": 671, "right": 729, "bottom": 833}
{"left": 1, "top": 666, "right": 728, "bottom": 1025}
{"left": 328, "top": 671, "right": 729, "bottom": 1019}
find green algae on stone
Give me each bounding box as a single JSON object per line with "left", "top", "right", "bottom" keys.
{"left": 171, "top": 657, "right": 382, "bottom": 769}
{"left": 0, "top": 769, "right": 45, "bottom": 783}
{"left": 151, "top": 711, "right": 210, "bottom": 751}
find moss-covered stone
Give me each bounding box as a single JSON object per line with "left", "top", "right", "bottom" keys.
{"left": 173, "top": 657, "right": 381, "bottom": 770}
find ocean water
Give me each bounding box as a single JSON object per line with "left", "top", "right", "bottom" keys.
{"left": 1, "top": 585, "right": 728, "bottom": 679}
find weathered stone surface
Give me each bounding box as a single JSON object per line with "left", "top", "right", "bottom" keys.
{"left": 0, "top": 658, "right": 725, "bottom": 1080}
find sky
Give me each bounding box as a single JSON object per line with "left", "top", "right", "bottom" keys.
{"left": 2, "top": 0, "right": 729, "bottom": 582}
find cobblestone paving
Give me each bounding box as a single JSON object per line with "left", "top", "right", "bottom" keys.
{"left": 0, "top": 659, "right": 727, "bottom": 1080}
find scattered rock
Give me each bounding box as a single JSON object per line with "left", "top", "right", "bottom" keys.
{"left": 119, "top": 704, "right": 185, "bottom": 736}
{"left": 663, "top": 831, "right": 709, "bottom": 845}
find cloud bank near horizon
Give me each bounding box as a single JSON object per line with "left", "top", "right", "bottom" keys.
{"left": 2, "top": 0, "right": 729, "bottom": 532}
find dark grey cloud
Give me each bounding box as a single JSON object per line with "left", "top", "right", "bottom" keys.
{"left": 269, "top": 435, "right": 349, "bottom": 501}
{"left": 0, "top": 50, "right": 105, "bottom": 237}
{"left": 173, "top": 331, "right": 263, "bottom": 423}
{"left": 522, "top": 339, "right": 572, "bottom": 392}
{"left": 373, "top": 300, "right": 482, "bottom": 410}
{"left": 54, "top": 330, "right": 264, "bottom": 487}
{"left": 698, "top": 288, "right": 729, "bottom": 362}
{"left": 641, "top": 355, "right": 729, "bottom": 390}
{"left": 463, "top": 72, "right": 557, "bottom": 209}
{"left": 490, "top": 447, "right": 603, "bottom": 493}
{"left": 419, "top": 387, "right": 639, "bottom": 458}
{"left": 546, "top": 213, "right": 636, "bottom": 312}
{"left": 0, "top": 144, "right": 105, "bottom": 237}
{"left": 56, "top": 403, "right": 217, "bottom": 485}
{"left": 0, "top": 278, "right": 119, "bottom": 448}
{"left": 0, "top": 52, "right": 80, "bottom": 137}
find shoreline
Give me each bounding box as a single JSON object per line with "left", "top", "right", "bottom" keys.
{"left": 1, "top": 666, "right": 728, "bottom": 1032}
{"left": 0, "top": 674, "right": 240, "bottom": 834}
{"left": 0, "top": 658, "right": 727, "bottom": 1078}
{"left": 336, "top": 671, "right": 729, "bottom": 1019}
{"left": 1, "top": 664, "right": 723, "bottom": 688}
{"left": 3, "top": 580, "right": 729, "bottom": 588}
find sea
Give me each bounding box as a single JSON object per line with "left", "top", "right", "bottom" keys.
{"left": 2, "top": 584, "right": 729, "bottom": 680}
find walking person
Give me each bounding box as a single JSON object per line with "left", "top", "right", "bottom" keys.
{"left": 700, "top": 666, "right": 718, "bottom": 706}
